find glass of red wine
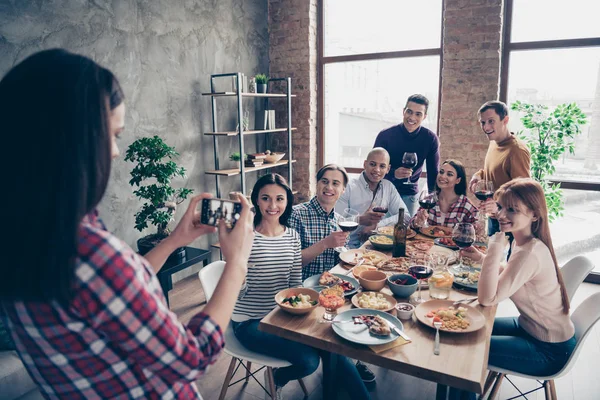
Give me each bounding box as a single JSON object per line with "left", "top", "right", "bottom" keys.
{"left": 401, "top": 152, "right": 418, "bottom": 185}
{"left": 452, "top": 222, "right": 476, "bottom": 272}
{"left": 372, "top": 196, "right": 389, "bottom": 215}
{"left": 335, "top": 208, "right": 359, "bottom": 252}
{"left": 418, "top": 190, "right": 438, "bottom": 228}
{"left": 409, "top": 253, "right": 434, "bottom": 305}
{"left": 474, "top": 180, "right": 495, "bottom": 216}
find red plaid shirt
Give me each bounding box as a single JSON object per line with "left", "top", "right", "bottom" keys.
{"left": 410, "top": 194, "right": 479, "bottom": 227}
{"left": 2, "top": 212, "right": 224, "bottom": 399}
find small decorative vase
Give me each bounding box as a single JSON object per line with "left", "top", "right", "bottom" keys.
{"left": 257, "top": 83, "right": 267, "bottom": 93}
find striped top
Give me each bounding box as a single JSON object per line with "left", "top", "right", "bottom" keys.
{"left": 232, "top": 227, "right": 303, "bottom": 322}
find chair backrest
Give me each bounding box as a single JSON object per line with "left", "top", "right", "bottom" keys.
{"left": 560, "top": 256, "right": 595, "bottom": 301}
{"left": 198, "top": 261, "right": 226, "bottom": 301}
{"left": 551, "top": 291, "right": 600, "bottom": 378}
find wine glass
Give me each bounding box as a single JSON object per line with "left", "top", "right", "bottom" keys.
{"left": 417, "top": 190, "right": 438, "bottom": 228}
{"left": 335, "top": 208, "right": 359, "bottom": 252}
{"left": 452, "top": 222, "right": 476, "bottom": 272}
{"left": 372, "top": 196, "right": 389, "bottom": 215}
{"left": 474, "top": 180, "right": 495, "bottom": 216}
{"left": 409, "top": 253, "right": 434, "bottom": 305}
{"left": 400, "top": 152, "right": 418, "bottom": 185}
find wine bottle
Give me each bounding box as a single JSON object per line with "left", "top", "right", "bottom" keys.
{"left": 392, "top": 208, "right": 407, "bottom": 257}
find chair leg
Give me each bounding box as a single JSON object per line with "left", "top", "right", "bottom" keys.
{"left": 480, "top": 371, "right": 499, "bottom": 399}
{"left": 549, "top": 380, "right": 557, "bottom": 400}
{"left": 218, "top": 357, "right": 237, "bottom": 400}
{"left": 298, "top": 378, "right": 309, "bottom": 397}
{"left": 267, "top": 367, "right": 277, "bottom": 400}
{"left": 488, "top": 373, "right": 504, "bottom": 400}
{"left": 245, "top": 361, "right": 252, "bottom": 383}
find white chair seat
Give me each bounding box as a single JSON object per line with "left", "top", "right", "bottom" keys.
{"left": 223, "top": 323, "right": 292, "bottom": 368}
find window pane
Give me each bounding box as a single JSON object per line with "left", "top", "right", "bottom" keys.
{"left": 506, "top": 47, "right": 600, "bottom": 183}
{"left": 552, "top": 189, "right": 600, "bottom": 275}
{"left": 511, "top": 0, "right": 600, "bottom": 42}
{"left": 323, "top": 0, "right": 442, "bottom": 57}
{"left": 324, "top": 57, "right": 440, "bottom": 168}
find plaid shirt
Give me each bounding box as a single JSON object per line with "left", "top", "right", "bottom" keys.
{"left": 1, "top": 211, "right": 224, "bottom": 399}
{"left": 410, "top": 194, "right": 479, "bottom": 227}
{"left": 289, "top": 197, "right": 341, "bottom": 280}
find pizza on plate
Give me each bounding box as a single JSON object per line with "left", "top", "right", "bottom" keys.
{"left": 377, "top": 257, "right": 410, "bottom": 273}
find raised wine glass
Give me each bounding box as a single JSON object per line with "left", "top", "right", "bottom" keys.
{"left": 335, "top": 208, "right": 359, "bottom": 252}
{"left": 401, "top": 152, "right": 418, "bottom": 185}
{"left": 474, "top": 180, "right": 495, "bottom": 215}
{"left": 452, "top": 222, "right": 476, "bottom": 273}
{"left": 418, "top": 190, "right": 438, "bottom": 228}
{"left": 409, "top": 253, "right": 434, "bottom": 305}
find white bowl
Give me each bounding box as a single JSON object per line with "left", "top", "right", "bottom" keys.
{"left": 395, "top": 302, "right": 415, "bottom": 320}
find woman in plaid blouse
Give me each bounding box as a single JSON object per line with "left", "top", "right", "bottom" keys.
{"left": 0, "top": 49, "right": 254, "bottom": 399}
{"left": 410, "top": 159, "right": 479, "bottom": 228}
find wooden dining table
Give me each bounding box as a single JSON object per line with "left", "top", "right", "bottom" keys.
{"left": 259, "top": 234, "right": 497, "bottom": 398}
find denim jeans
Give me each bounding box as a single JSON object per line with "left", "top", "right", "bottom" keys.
{"left": 401, "top": 193, "right": 419, "bottom": 218}
{"left": 232, "top": 319, "right": 320, "bottom": 387}
{"left": 449, "top": 317, "right": 576, "bottom": 400}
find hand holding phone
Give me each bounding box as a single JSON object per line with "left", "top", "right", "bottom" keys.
{"left": 201, "top": 198, "right": 243, "bottom": 229}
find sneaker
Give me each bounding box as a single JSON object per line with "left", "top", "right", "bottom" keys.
{"left": 355, "top": 361, "right": 376, "bottom": 383}
{"left": 263, "top": 369, "right": 284, "bottom": 400}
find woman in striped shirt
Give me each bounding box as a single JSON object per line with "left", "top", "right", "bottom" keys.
{"left": 231, "top": 174, "right": 320, "bottom": 398}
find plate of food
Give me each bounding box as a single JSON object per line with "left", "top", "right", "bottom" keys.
{"left": 434, "top": 237, "right": 459, "bottom": 250}
{"left": 303, "top": 272, "right": 359, "bottom": 297}
{"left": 406, "top": 239, "right": 435, "bottom": 256}
{"left": 368, "top": 235, "right": 394, "bottom": 250}
{"left": 351, "top": 291, "right": 397, "bottom": 313}
{"left": 339, "top": 249, "right": 389, "bottom": 266}
{"left": 419, "top": 225, "right": 453, "bottom": 238}
{"left": 414, "top": 299, "right": 486, "bottom": 333}
{"left": 331, "top": 309, "right": 405, "bottom": 346}
{"left": 376, "top": 256, "right": 411, "bottom": 274}
{"left": 275, "top": 288, "right": 319, "bottom": 315}
{"left": 377, "top": 226, "right": 417, "bottom": 239}
{"left": 451, "top": 266, "right": 481, "bottom": 291}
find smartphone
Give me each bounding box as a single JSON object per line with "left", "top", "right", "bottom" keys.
{"left": 200, "top": 198, "right": 242, "bottom": 229}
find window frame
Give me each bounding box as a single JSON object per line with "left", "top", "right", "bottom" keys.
{"left": 317, "top": 0, "right": 445, "bottom": 174}
{"left": 500, "top": 0, "right": 600, "bottom": 284}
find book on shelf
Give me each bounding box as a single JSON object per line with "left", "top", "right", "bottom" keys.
{"left": 247, "top": 153, "right": 267, "bottom": 160}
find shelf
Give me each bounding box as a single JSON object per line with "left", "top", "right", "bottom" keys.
{"left": 205, "top": 160, "right": 296, "bottom": 177}
{"left": 204, "top": 128, "right": 297, "bottom": 137}
{"left": 201, "top": 92, "right": 295, "bottom": 98}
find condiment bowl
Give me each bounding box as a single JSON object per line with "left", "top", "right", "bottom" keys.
{"left": 387, "top": 273, "right": 418, "bottom": 298}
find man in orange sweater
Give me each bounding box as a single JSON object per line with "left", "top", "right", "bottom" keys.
{"left": 469, "top": 101, "right": 531, "bottom": 235}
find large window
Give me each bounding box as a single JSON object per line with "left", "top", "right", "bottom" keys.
{"left": 501, "top": 0, "right": 600, "bottom": 282}
{"left": 320, "top": 0, "right": 443, "bottom": 172}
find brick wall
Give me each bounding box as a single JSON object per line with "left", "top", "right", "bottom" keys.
{"left": 439, "top": 0, "right": 504, "bottom": 179}
{"left": 268, "top": 0, "right": 318, "bottom": 203}
{"left": 268, "top": 0, "right": 505, "bottom": 197}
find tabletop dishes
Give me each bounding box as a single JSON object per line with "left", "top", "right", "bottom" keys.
{"left": 275, "top": 288, "right": 319, "bottom": 315}
{"left": 414, "top": 299, "right": 486, "bottom": 333}
{"left": 303, "top": 273, "right": 359, "bottom": 297}
{"left": 351, "top": 291, "right": 397, "bottom": 313}
{"left": 368, "top": 235, "right": 394, "bottom": 251}
{"left": 395, "top": 303, "right": 415, "bottom": 320}
{"left": 419, "top": 225, "right": 453, "bottom": 238}
{"left": 451, "top": 265, "right": 481, "bottom": 291}
{"left": 355, "top": 270, "right": 387, "bottom": 291}
{"left": 339, "top": 249, "right": 389, "bottom": 266}
{"left": 331, "top": 309, "right": 405, "bottom": 346}
{"left": 387, "top": 273, "right": 418, "bottom": 298}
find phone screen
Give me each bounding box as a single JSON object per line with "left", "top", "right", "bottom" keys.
{"left": 200, "top": 198, "right": 242, "bottom": 228}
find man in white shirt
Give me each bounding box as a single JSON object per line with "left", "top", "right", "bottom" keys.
{"left": 336, "top": 148, "right": 410, "bottom": 249}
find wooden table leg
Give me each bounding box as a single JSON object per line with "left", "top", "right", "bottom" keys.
{"left": 321, "top": 352, "right": 338, "bottom": 400}
{"left": 436, "top": 383, "right": 448, "bottom": 400}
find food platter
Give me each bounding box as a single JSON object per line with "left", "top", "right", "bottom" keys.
{"left": 419, "top": 225, "right": 453, "bottom": 238}
{"left": 351, "top": 291, "right": 397, "bottom": 313}
{"left": 303, "top": 273, "right": 359, "bottom": 297}
{"left": 414, "top": 299, "right": 485, "bottom": 333}
{"left": 451, "top": 265, "right": 481, "bottom": 291}
{"left": 376, "top": 226, "right": 417, "bottom": 239}
{"left": 331, "top": 309, "right": 405, "bottom": 346}
{"left": 339, "top": 249, "right": 389, "bottom": 266}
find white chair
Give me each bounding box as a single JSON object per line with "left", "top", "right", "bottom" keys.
{"left": 560, "top": 256, "right": 595, "bottom": 301}
{"left": 198, "top": 261, "right": 309, "bottom": 400}
{"left": 481, "top": 291, "right": 600, "bottom": 400}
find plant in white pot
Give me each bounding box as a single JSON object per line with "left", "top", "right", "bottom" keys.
{"left": 125, "top": 136, "right": 193, "bottom": 258}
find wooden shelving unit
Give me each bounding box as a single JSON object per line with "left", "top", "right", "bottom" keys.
{"left": 202, "top": 73, "right": 294, "bottom": 197}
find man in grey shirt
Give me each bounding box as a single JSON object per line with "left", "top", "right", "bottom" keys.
{"left": 336, "top": 148, "right": 410, "bottom": 249}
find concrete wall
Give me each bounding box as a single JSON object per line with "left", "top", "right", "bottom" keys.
{"left": 0, "top": 0, "right": 269, "bottom": 252}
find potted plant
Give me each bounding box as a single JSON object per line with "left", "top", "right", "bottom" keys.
{"left": 511, "top": 101, "right": 587, "bottom": 222}
{"left": 125, "top": 135, "right": 194, "bottom": 258}
{"left": 255, "top": 73, "right": 268, "bottom": 93}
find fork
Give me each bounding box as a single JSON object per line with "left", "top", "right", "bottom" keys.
{"left": 452, "top": 297, "right": 478, "bottom": 307}
{"left": 433, "top": 321, "right": 442, "bottom": 355}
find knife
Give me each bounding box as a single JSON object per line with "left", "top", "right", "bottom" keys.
{"left": 387, "top": 321, "right": 411, "bottom": 341}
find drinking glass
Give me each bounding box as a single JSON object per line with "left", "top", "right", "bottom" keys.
{"left": 417, "top": 190, "right": 438, "bottom": 228}
{"left": 452, "top": 222, "right": 476, "bottom": 272}
{"left": 400, "top": 152, "right": 418, "bottom": 185}
{"left": 372, "top": 196, "right": 389, "bottom": 215}
{"left": 335, "top": 208, "right": 359, "bottom": 252}
{"left": 409, "top": 253, "right": 434, "bottom": 305}
{"left": 474, "top": 180, "right": 495, "bottom": 216}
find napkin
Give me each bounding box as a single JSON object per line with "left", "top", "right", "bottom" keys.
{"left": 368, "top": 336, "right": 410, "bottom": 353}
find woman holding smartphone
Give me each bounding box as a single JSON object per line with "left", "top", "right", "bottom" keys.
{"left": 0, "top": 49, "right": 254, "bottom": 399}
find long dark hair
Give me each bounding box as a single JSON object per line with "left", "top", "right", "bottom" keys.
{"left": 495, "top": 178, "right": 570, "bottom": 314}
{"left": 251, "top": 174, "right": 294, "bottom": 227}
{"left": 436, "top": 159, "right": 467, "bottom": 196}
{"left": 0, "top": 49, "right": 124, "bottom": 303}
